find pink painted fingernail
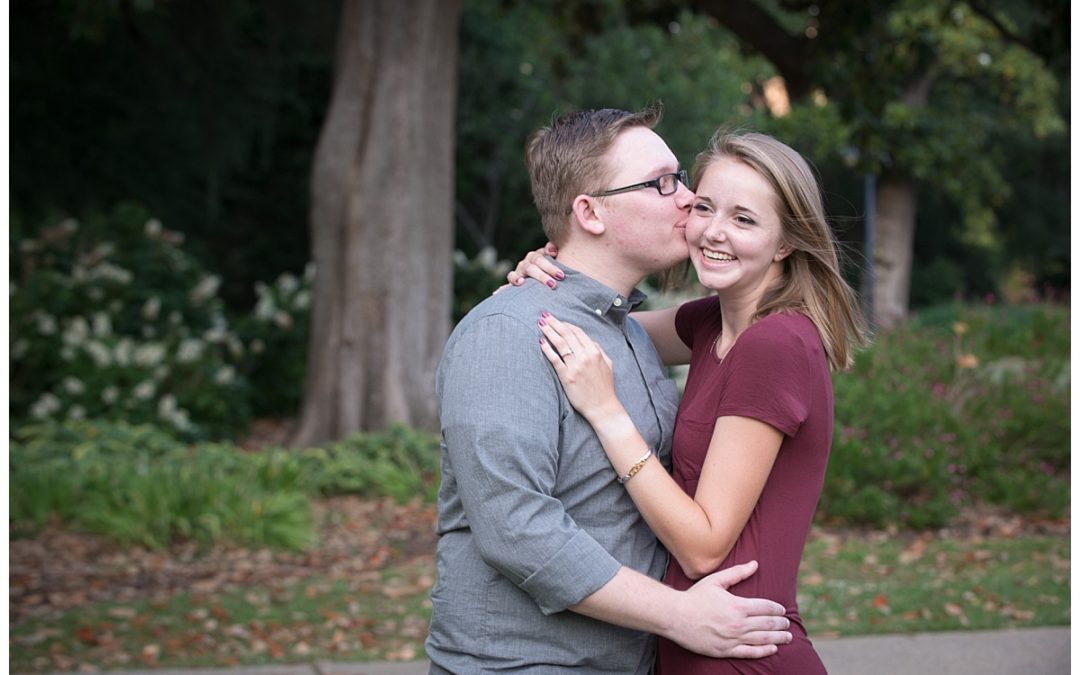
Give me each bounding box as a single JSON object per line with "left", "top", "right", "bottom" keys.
{"left": 541, "top": 311, "right": 551, "bottom": 318}
{"left": 546, "top": 280, "right": 556, "bottom": 289}
{"left": 555, "top": 271, "right": 565, "bottom": 280}
{"left": 538, "top": 318, "right": 546, "bottom": 327}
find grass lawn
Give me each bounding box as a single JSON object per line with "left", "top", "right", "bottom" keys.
{"left": 10, "top": 526, "right": 1069, "bottom": 672}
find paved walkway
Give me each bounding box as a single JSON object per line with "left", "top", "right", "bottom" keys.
{"left": 37, "top": 626, "right": 1070, "bottom": 675}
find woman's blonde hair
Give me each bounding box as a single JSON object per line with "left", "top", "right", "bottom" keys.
{"left": 694, "top": 130, "right": 870, "bottom": 370}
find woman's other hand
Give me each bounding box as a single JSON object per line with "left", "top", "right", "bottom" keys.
{"left": 508, "top": 242, "right": 563, "bottom": 288}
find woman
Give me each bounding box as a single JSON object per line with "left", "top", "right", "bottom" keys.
{"left": 517, "top": 130, "right": 869, "bottom": 673}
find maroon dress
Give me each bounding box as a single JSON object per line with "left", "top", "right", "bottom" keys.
{"left": 656, "top": 298, "right": 831, "bottom": 674}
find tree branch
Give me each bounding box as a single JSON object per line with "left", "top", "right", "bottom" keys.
{"left": 690, "top": 0, "right": 814, "bottom": 99}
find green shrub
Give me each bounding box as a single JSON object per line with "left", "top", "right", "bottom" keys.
{"left": 233, "top": 266, "right": 313, "bottom": 416}
{"left": 10, "top": 419, "right": 315, "bottom": 550}
{"left": 10, "top": 204, "right": 251, "bottom": 438}
{"left": 453, "top": 247, "right": 512, "bottom": 322}
{"left": 299, "top": 424, "right": 441, "bottom": 503}
{"left": 822, "top": 302, "right": 1070, "bottom": 529}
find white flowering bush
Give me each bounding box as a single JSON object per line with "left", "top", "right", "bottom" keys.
{"left": 10, "top": 204, "right": 250, "bottom": 437}
{"left": 452, "top": 246, "right": 513, "bottom": 322}
{"left": 233, "top": 264, "right": 313, "bottom": 416}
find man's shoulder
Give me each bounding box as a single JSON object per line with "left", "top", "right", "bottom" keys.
{"left": 454, "top": 281, "right": 561, "bottom": 332}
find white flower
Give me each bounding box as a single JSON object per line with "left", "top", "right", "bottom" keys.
{"left": 278, "top": 273, "right": 299, "bottom": 295}
{"left": 30, "top": 393, "right": 62, "bottom": 419}
{"left": 90, "top": 243, "right": 116, "bottom": 259}
{"left": 35, "top": 312, "right": 57, "bottom": 335}
{"left": 133, "top": 381, "right": 156, "bottom": 400}
{"left": 158, "top": 394, "right": 178, "bottom": 418}
{"left": 214, "top": 365, "right": 236, "bottom": 385}
{"left": 92, "top": 312, "right": 112, "bottom": 337}
{"left": 478, "top": 246, "right": 497, "bottom": 269}
{"left": 254, "top": 292, "right": 276, "bottom": 320}
{"left": 293, "top": 290, "right": 311, "bottom": 311}
{"left": 203, "top": 326, "right": 228, "bottom": 344}
{"left": 453, "top": 250, "right": 469, "bottom": 267}
{"left": 93, "top": 262, "right": 133, "bottom": 284}
{"left": 62, "top": 377, "right": 85, "bottom": 395}
{"left": 273, "top": 310, "right": 293, "bottom": 330}
{"left": 134, "top": 343, "right": 166, "bottom": 367}
{"left": 68, "top": 405, "right": 86, "bottom": 420}
{"left": 227, "top": 336, "right": 245, "bottom": 359}
{"left": 170, "top": 408, "right": 192, "bottom": 431}
{"left": 177, "top": 338, "right": 204, "bottom": 364}
{"left": 114, "top": 338, "right": 134, "bottom": 366}
{"left": 190, "top": 275, "right": 221, "bottom": 303}
{"left": 145, "top": 219, "right": 163, "bottom": 237}
{"left": 64, "top": 317, "right": 89, "bottom": 345}
{"left": 102, "top": 386, "right": 120, "bottom": 404}
{"left": 85, "top": 341, "right": 112, "bottom": 367}
{"left": 142, "top": 297, "right": 162, "bottom": 321}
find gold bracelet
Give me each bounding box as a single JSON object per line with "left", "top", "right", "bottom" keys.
{"left": 617, "top": 450, "right": 653, "bottom": 484}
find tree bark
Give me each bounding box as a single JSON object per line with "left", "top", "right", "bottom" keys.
{"left": 870, "top": 73, "right": 933, "bottom": 328}
{"left": 871, "top": 176, "right": 917, "bottom": 328}
{"left": 292, "top": 0, "right": 460, "bottom": 446}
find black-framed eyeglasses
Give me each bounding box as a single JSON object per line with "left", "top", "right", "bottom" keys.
{"left": 589, "top": 170, "right": 689, "bottom": 198}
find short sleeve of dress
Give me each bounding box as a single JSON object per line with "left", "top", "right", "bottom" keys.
{"left": 715, "top": 313, "right": 820, "bottom": 438}
{"left": 674, "top": 296, "right": 722, "bottom": 349}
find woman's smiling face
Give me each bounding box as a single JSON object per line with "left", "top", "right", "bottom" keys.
{"left": 687, "top": 156, "right": 790, "bottom": 298}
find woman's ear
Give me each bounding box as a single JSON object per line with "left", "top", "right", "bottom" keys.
{"left": 774, "top": 243, "right": 793, "bottom": 262}
{"left": 570, "top": 195, "right": 606, "bottom": 236}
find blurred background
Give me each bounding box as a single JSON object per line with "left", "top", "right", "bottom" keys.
{"left": 8, "top": 0, "right": 1070, "bottom": 670}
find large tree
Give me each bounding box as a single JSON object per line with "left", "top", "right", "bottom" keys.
{"left": 292, "top": 0, "right": 461, "bottom": 445}
{"left": 692, "top": 0, "right": 1066, "bottom": 326}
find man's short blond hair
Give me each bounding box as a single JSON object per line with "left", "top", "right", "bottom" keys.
{"left": 525, "top": 105, "right": 662, "bottom": 244}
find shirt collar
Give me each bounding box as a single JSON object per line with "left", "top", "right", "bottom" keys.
{"left": 550, "top": 260, "right": 647, "bottom": 322}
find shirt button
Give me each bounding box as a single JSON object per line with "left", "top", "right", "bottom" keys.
{"left": 594, "top": 308, "right": 603, "bottom": 316}
{"left": 613, "top": 298, "right": 623, "bottom": 307}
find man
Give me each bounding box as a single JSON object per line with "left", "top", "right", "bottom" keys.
{"left": 426, "top": 107, "right": 791, "bottom": 674}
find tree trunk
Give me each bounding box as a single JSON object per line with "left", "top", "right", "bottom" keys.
{"left": 870, "top": 73, "right": 932, "bottom": 328}
{"left": 292, "top": 0, "right": 460, "bottom": 446}
{"left": 872, "top": 175, "right": 917, "bottom": 328}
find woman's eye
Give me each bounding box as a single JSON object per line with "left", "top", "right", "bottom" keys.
{"left": 735, "top": 214, "right": 756, "bottom": 226}
{"left": 692, "top": 203, "right": 712, "bottom": 214}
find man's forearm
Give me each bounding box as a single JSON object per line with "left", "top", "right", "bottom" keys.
{"left": 570, "top": 566, "right": 678, "bottom": 638}
{"left": 571, "top": 562, "right": 791, "bottom": 659}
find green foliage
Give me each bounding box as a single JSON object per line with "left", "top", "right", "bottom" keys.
{"left": 10, "top": 204, "right": 251, "bottom": 438}
{"left": 10, "top": 419, "right": 442, "bottom": 550}
{"left": 452, "top": 247, "right": 512, "bottom": 322}
{"left": 299, "top": 425, "right": 442, "bottom": 504}
{"left": 10, "top": 420, "right": 314, "bottom": 551}
{"left": 822, "top": 302, "right": 1069, "bottom": 529}
{"left": 232, "top": 266, "right": 314, "bottom": 416}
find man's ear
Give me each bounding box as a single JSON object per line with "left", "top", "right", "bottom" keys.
{"left": 570, "top": 195, "right": 606, "bottom": 236}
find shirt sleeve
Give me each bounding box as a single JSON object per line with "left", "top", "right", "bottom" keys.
{"left": 674, "top": 296, "right": 721, "bottom": 349}
{"left": 437, "top": 313, "right": 622, "bottom": 614}
{"left": 714, "top": 314, "right": 815, "bottom": 438}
